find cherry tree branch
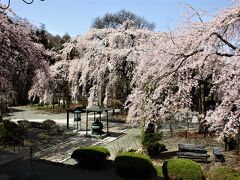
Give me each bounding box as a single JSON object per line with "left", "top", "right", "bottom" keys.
{"left": 153, "top": 49, "right": 204, "bottom": 87}
{"left": 187, "top": 4, "right": 204, "bottom": 24}
{"left": 212, "top": 32, "right": 237, "bottom": 50}
{"left": 215, "top": 52, "right": 235, "bottom": 57}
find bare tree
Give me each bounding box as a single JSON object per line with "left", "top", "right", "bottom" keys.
{"left": 92, "top": 9, "right": 155, "bottom": 30}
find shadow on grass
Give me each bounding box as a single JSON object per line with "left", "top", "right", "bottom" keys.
{"left": 36, "top": 159, "right": 164, "bottom": 180}
{"left": 9, "top": 108, "right": 26, "bottom": 113}
{"left": 108, "top": 132, "right": 125, "bottom": 138}
{"left": 3, "top": 107, "right": 26, "bottom": 116}
{"left": 152, "top": 151, "right": 178, "bottom": 160}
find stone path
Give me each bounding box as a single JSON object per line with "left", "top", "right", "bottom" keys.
{"left": 33, "top": 133, "right": 98, "bottom": 162}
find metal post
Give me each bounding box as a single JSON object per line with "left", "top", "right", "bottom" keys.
{"left": 107, "top": 110, "right": 109, "bottom": 133}
{"left": 86, "top": 111, "right": 88, "bottom": 136}
{"left": 67, "top": 111, "right": 69, "bottom": 129}
{"left": 80, "top": 113, "right": 81, "bottom": 130}
{"left": 13, "top": 139, "right": 15, "bottom": 154}
{"left": 77, "top": 118, "right": 78, "bottom": 131}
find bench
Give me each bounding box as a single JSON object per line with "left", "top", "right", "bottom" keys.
{"left": 213, "top": 147, "right": 225, "bottom": 163}
{"left": 177, "top": 144, "right": 210, "bottom": 163}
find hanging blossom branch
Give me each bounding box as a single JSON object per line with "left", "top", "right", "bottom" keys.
{"left": 152, "top": 48, "right": 204, "bottom": 87}
{"left": 0, "top": 0, "right": 44, "bottom": 10}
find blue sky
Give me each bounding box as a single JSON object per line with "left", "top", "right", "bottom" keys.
{"left": 6, "top": 0, "right": 232, "bottom": 36}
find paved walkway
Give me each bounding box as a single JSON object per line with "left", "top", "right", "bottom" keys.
{"left": 6, "top": 106, "right": 95, "bottom": 125}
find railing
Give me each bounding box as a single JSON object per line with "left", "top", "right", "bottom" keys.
{"left": 8, "top": 133, "right": 24, "bottom": 154}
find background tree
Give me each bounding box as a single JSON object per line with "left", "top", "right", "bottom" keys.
{"left": 0, "top": 10, "right": 49, "bottom": 111}
{"left": 126, "top": 2, "right": 240, "bottom": 148}
{"left": 92, "top": 9, "right": 155, "bottom": 31}
{"left": 35, "top": 25, "right": 71, "bottom": 53}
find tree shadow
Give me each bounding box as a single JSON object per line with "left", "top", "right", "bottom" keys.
{"left": 153, "top": 151, "right": 178, "bottom": 160}
{"left": 108, "top": 132, "right": 125, "bottom": 138}
{"left": 10, "top": 107, "right": 26, "bottom": 113}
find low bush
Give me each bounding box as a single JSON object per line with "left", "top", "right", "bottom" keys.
{"left": 207, "top": 166, "right": 240, "bottom": 180}
{"left": 114, "top": 152, "right": 157, "bottom": 178}
{"left": 146, "top": 142, "right": 167, "bottom": 157}
{"left": 141, "top": 129, "right": 166, "bottom": 156}
{"left": 17, "top": 120, "right": 32, "bottom": 129}
{"left": 42, "top": 119, "right": 56, "bottom": 130}
{"left": 162, "top": 158, "right": 204, "bottom": 180}
{"left": 71, "top": 146, "right": 110, "bottom": 169}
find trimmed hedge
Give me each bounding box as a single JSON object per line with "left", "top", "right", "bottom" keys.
{"left": 162, "top": 158, "right": 204, "bottom": 180}
{"left": 207, "top": 166, "right": 240, "bottom": 180}
{"left": 114, "top": 152, "right": 157, "bottom": 178}
{"left": 71, "top": 146, "right": 110, "bottom": 169}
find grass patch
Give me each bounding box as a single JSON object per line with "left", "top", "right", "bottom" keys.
{"left": 163, "top": 158, "right": 204, "bottom": 180}
{"left": 154, "top": 165, "right": 163, "bottom": 178}
{"left": 207, "top": 166, "right": 240, "bottom": 180}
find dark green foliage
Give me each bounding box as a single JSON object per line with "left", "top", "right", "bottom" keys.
{"left": 71, "top": 146, "right": 110, "bottom": 169}
{"left": 207, "top": 166, "right": 240, "bottom": 180}
{"left": 228, "top": 138, "right": 237, "bottom": 150}
{"left": 0, "top": 119, "right": 24, "bottom": 145}
{"left": 141, "top": 129, "right": 165, "bottom": 156}
{"left": 35, "top": 24, "right": 70, "bottom": 52}
{"left": 146, "top": 142, "right": 167, "bottom": 157}
{"left": 17, "top": 120, "right": 32, "bottom": 129}
{"left": 162, "top": 158, "right": 205, "bottom": 180}
{"left": 92, "top": 9, "right": 155, "bottom": 30}
{"left": 141, "top": 129, "right": 163, "bottom": 146}
{"left": 114, "top": 152, "right": 157, "bottom": 178}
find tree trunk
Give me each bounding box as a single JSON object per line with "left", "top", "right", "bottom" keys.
{"left": 224, "top": 136, "right": 228, "bottom": 151}
{"left": 198, "top": 80, "right": 206, "bottom": 133}
{"left": 58, "top": 93, "right": 61, "bottom": 107}
{"left": 237, "top": 127, "right": 240, "bottom": 154}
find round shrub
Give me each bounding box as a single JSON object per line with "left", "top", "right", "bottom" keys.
{"left": 42, "top": 119, "right": 56, "bottom": 130}
{"left": 146, "top": 142, "right": 167, "bottom": 157}
{"left": 71, "top": 146, "right": 110, "bottom": 169}
{"left": 114, "top": 152, "right": 157, "bottom": 178}
{"left": 162, "top": 158, "right": 204, "bottom": 180}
